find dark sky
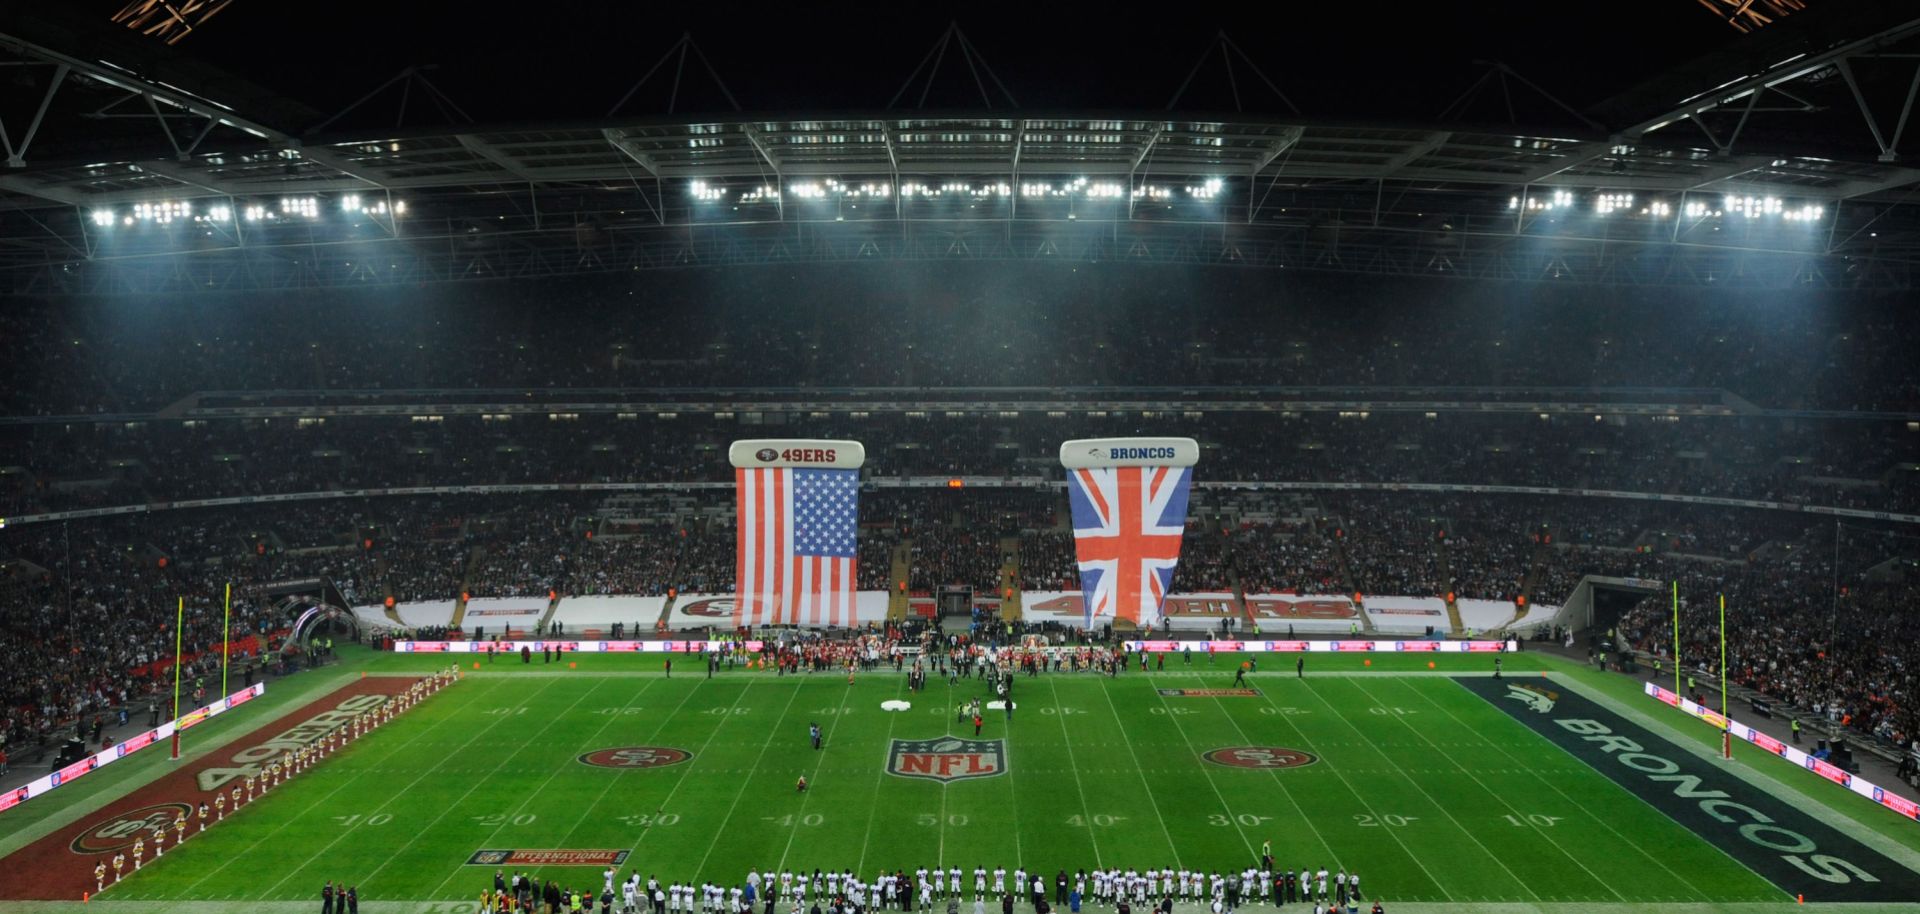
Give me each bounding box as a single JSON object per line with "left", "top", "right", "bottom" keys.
{"left": 150, "top": 1, "right": 1742, "bottom": 128}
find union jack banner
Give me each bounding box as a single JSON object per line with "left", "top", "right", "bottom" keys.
{"left": 1065, "top": 464, "right": 1192, "bottom": 629}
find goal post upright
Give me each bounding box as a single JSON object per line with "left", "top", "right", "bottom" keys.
{"left": 170, "top": 595, "right": 184, "bottom": 760}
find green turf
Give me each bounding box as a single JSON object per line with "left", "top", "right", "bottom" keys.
{"left": 96, "top": 652, "right": 1820, "bottom": 908}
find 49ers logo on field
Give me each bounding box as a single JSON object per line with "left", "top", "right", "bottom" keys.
{"left": 1202, "top": 746, "right": 1318, "bottom": 770}
{"left": 577, "top": 747, "right": 691, "bottom": 769}
{"left": 70, "top": 802, "right": 193, "bottom": 854}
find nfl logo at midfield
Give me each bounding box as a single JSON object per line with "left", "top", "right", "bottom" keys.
{"left": 887, "top": 737, "right": 1006, "bottom": 783}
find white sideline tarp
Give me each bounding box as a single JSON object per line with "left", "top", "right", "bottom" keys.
{"left": 551, "top": 595, "right": 667, "bottom": 631}
{"left": 393, "top": 599, "right": 458, "bottom": 628}
{"left": 666, "top": 592, "right": 890, "bottom": 630}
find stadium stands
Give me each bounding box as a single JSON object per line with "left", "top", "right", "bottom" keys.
{"left": 3, "top": 270, "right": 1917, "bottom": 777}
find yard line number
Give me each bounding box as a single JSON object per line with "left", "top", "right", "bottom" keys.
{"left": 1208, "top": 814, "right": 1273, "bottom": 827}
{"left": 332, "top": 814, "right": 392, "bottom": 827}
{"left": 1353, "top": 814, "right": 1418, "bottom": 827}
{"left": 473, "top": 814, "right": 538, "bottom": 827}
{"left": 1503, "top": 814, "right": 1563, "bottom": 827}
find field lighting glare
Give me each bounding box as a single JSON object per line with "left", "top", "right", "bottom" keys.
{"left": 1185, "top": 178, "right": 1224, "bottom": 199}
{"left": 91, "top": 210, "right": 113, "bottom": 227}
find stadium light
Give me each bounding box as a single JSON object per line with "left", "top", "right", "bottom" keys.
{"left": 91, "top": 209, "right": 114, "bottom": 227}
{"left": 278, "top": 196, "right": 319, "bottom": 219}
{"left": 1185, "top": 178, "right": 1225, "bottom": 200}
{"left": 1595, "top": 193, "right": 1634, "bottom": 215}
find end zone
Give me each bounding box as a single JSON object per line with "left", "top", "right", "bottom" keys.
{"left": 1460, "top": 675, "right": 1920, "bottom": 903}
{"left": 0, "top": 676, "right": 430, "bottom": 901}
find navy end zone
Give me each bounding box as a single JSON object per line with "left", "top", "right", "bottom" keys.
{"left": 1461, "top": 676, "right": 1920, "bottom": 903}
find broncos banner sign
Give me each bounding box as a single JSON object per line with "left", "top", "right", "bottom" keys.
{"left": 729, "top": 440, "right": 865, "bottom": 627}
{"left": 1059, "top": 437, "right": 1199, "bottom": 630}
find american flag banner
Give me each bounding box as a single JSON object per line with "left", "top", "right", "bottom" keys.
{"left": 1059, "top": 438, "right": 1200, "bottom": 630}
{"left": 729, "top": 440, "right": 865, "bottom": 627}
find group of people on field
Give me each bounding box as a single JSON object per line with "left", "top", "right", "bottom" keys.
{"left": 480, "top": 859, "right": 1384, "bottom": 914}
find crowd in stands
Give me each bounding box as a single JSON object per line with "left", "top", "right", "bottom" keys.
{"left": 1614, "top": 525, "right": 1920, "bottom": 757}
{"left": 4, "top": 409, "right": 1915, "bottom": 520}
{"left": 0, "top": 510, "right": 291, "bottom": 756}
{"left": 1170, "top": 522, "right": 1236, "bottom": 593}
{"left": 1018, "top": 530, "right": 1079, "bottom": 592}
{"left": 5, "top": 269, "right": 1919, "bottom": 415}
{"left": 1228, "top": 519, "right": 1346, "bottom": 595}
{"left": 8, "top": 484, "right": 1912, "bottom": 764}
{"left": 5, "top": 267, "right": 1919, "bottom": 774}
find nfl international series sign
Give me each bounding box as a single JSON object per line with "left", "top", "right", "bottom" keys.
{"left": 465, "top": 849, "right": 631, "bottom": 867}
{"left": 1059, "top": 437, "right": 1199, "bottom": 630}
{"left": 730, "top": 440, "right": 865, "bottom": 628}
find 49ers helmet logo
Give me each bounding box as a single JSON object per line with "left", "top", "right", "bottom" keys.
{"left": 71, "top": 802, "right": 193, "bottom": 854}
{"left": 678, "top": 598, "right": 734, "bottom": 618}
{"left": 755, "top": 448, "right": 778, "bottom": 462}
{"left": 578, "top": 747, "right": 691, "bottom": 769}
{"left": 1202, "top": 746, "right": 1318, "bottom": 769}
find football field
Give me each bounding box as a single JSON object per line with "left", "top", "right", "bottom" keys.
{"left": 20, "top": 652, "right": 1920, "bottom": 912}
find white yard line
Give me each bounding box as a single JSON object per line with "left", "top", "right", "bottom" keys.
{"left": 166, "top": 676, "right": 508, "bottom": 900}
{"left": 684, "top": 679, "right": 809, "bottom": 882}
{"left": 1405, "top": 678, "right": 1714, "bottom": 902}
{"left": 1249, "top": 682, "right": 1454, "bottom": 901}
{"left": 1187, "top": 686, "right": 1345, "bottom": 868}
{"left": 1138, "top": 682, "right": 1263, "bottom": 863}
{"left": 1042, "top": 677, "right": 1103, "bottom": 867}
{"left": 257, "top": 679, "right": 599, "bottom": 898}
{"left": 1344, "top": 677, "right": 1628, "bottom": 903}
{"left": 582, "top": 673, "right": 753, "bottom": 865}
{"left": 772, "top": 672, "right": 860, "bottom": 874}
{"left": 413, "top": 675, "right": 687, "bottom": 899}
{"left": 1549, "top": 671, "right": 1920, "bottom": 875}
{"left": 852, "top": 677, "right": 911, "bottom": 877}
{"left": 937, "top": 676, "right": 953, "bottom": 866}
{"left": 1087, "top": 677, "right": 1186, "bottom": 866}
{"left": 1287, "top": 677, "right": 1540, "bottom": 902}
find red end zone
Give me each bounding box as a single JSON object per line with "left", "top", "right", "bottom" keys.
{"left": 0, "top": 676, "right": 420, "bottom": 900}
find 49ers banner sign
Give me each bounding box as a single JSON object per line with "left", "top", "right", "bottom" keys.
{"left": 1059, "top": 437, "right": 1199, "bottom": 630}
{"left": 730, "top": 440, "right": 866, "bottom": 628}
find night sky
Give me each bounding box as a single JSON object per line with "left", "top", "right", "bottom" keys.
{"left": 144, "top": 1, "right": 1742, "bottom": 127}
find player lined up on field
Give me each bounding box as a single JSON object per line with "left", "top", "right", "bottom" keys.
{"left": 482, "top": 861, "right": 1380, "bottom": 914}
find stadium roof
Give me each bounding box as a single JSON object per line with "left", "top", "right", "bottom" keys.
{"left": 5, "top": 4, "right": 1920, "bottom": 291}
{"left": 7, "top": 116, "right": 1916, "bottom": 205}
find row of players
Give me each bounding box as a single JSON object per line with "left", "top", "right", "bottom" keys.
{"left": 578, "top": 865, "right": 1367, "bottom": 913}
